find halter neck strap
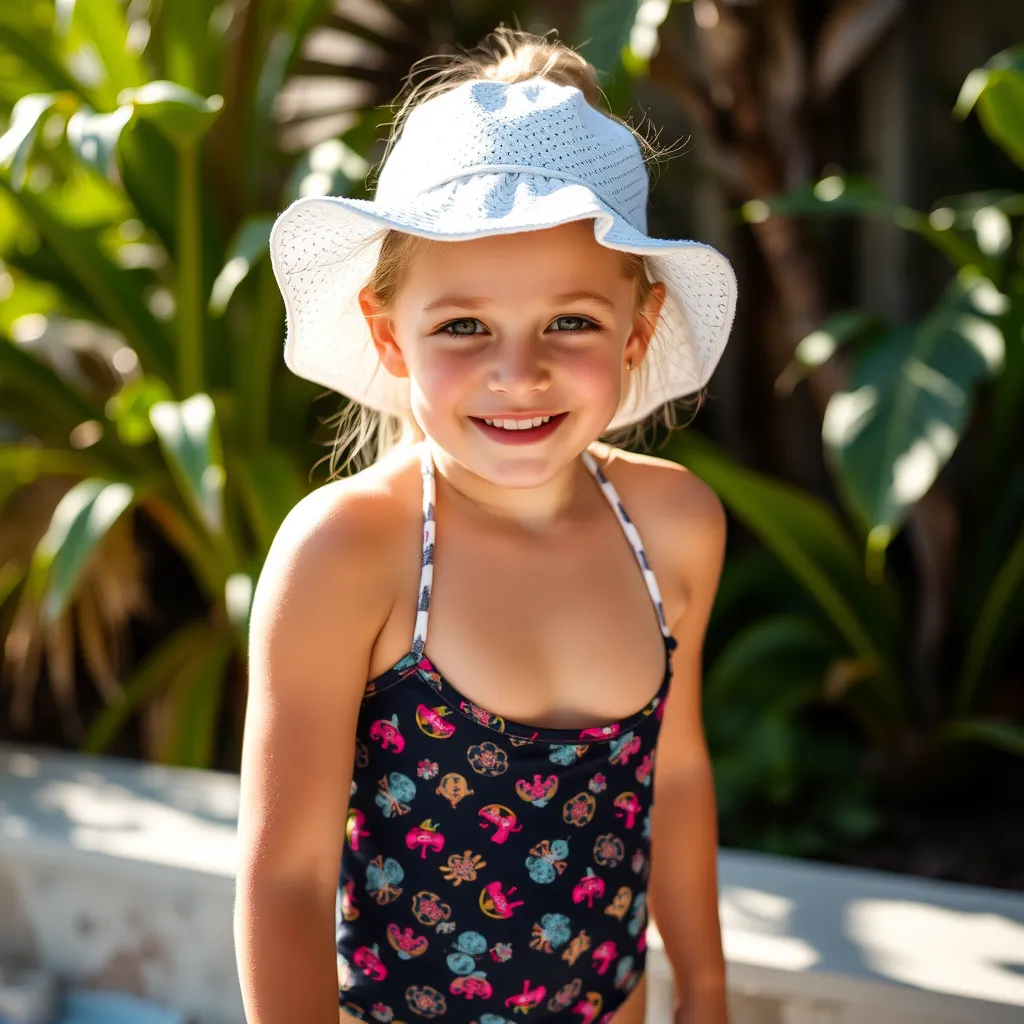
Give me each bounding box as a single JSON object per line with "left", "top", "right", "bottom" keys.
{"left": 411, "top": 443, "right": 672, "bottom": 658}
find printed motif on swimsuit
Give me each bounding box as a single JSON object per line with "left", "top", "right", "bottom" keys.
{"left": 336, "top": 445, "right": 678, "bottom": 1022}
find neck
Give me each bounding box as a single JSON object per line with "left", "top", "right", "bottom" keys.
{"left": 425, "top": 442, "right": 597, "bottom": 530}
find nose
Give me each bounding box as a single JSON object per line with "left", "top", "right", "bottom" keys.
{"left": 487, "top": 338, "right": 550, "bottom": 399}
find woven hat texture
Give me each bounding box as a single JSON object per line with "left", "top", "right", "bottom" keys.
{"left": 269, "top": 76, "right": 737, "bottom": 430}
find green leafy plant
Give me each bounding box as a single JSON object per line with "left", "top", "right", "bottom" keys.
{"left": 671, "top": 45, "right": 1024, "bottom": 797}
{"left": 0, "top": 0, "right": 350, "bottom": 763}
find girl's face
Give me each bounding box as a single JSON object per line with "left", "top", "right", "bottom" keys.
{"left": 360, "top": 220, "right": 665, "bottom": 487}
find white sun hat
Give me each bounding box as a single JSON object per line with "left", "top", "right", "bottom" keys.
{"left": 269, "top": 76, "right": 737, "bottom": 430}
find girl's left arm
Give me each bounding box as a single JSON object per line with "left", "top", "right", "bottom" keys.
{"left": 647, "top": 471, "right": 728, "bottom": 1024}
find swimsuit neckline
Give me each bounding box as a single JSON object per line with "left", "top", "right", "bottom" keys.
{"left": 363, "top": 629, "right": 677, "bottom": 746}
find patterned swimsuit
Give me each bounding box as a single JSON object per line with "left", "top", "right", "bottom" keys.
{"left": 336, "top": 444, "right": 677, "bottom": 1023}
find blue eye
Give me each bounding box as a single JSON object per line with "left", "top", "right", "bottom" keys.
{"left": 551, "top": 315, "right": 598, "bottom": 334}
{"left": 438, "top": 318, "right": 484, "bottom": 336}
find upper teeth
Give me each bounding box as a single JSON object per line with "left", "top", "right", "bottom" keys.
{"left": 483, "top": 416, "right": 552, "bottom": 430}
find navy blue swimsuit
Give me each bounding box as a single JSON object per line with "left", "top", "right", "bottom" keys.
{"left": 336, "top": 444, "right": 677, "bottom": 1023}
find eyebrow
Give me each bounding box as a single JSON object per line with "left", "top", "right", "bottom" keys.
{"left": 422, "top": 290, "right": 616, "bottom": 313}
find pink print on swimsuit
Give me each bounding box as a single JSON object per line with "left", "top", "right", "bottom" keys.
{"left": 479, "top": 880, "right": 525, "bottom": 919}
{"left": 478, "top": 803, "right": 523, "bottom": 843}
{"left": 369, "top": 715, "right": 405, "bottom": 752}
{"left": 572, "top": 868, "right": 605, "bottom": 908}
{"left": 505, "top": 979, "right": 547, "bottom": 1013}
{"left": 405, "top": 819, "right": 445, "bottom": 858}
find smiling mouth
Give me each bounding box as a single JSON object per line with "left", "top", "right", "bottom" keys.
{"left": 473, "top": 414, "right": 561, "bottom": 431}
{"left": 468, "top": 411, "right": 569, "bottom": 439}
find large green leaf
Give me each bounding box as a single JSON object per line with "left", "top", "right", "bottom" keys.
{"left": 65, "top": 104, "right": 133, "bottom": 180}
{"left": 954, "top": 45, "right": 1024, "bottom": 169}
{"left": 56, "top": 0, "right": 147, "bottom": 105}
{"left": 573, "top": 0, "right": 665, "bottom": 110}
{"left": 158, "top": 625, "right": 235, "bottom": 767}
{"left": 957, "top": 523, "right": 1024, "bottom": 714}
{"left": 938, "top": 717, "right": 1024, "bottom": 757}
{"left": 115, "top": 116, "right": 228, "bottom": 320}
{"left": 2, "top": 247, "right": 106, "bottom": 324}
{"left": 156, "top": 0, "right": 218, "bottom": 94}
{"left": 983, "top": 283, "right": 1024, "bottom": 493}
{"left": 254, "top": 0, "right": 335, "bottom": 123}
{"left": 775, "top": 310, "right": 880, "bottom": 396}
{"left": 751, "top": 176, "right": 992, "bottom": 276}
{"left": 666, "top": 432, "right": 902, "bottom": 699}
{"left": 119, "top": 84, "right": 224, "bottom": 395}
{"left": 705, "top": 614, "right": 840, "bottom": 705}
{"left": 0, "top": 23, "right": 88, "bottom": 98}
{"left": 234, "top": 449, "right": 308, "bottom": 556}
{"left": 26, "top": 477, "right": 134, "bottom": 624}
{"left": 0, "top": 180, "right": 173, "bottom": 375}
{"left": 118, "top": 81, "right": 224, "bottom": 147}
{"left": 150, "top": 393, "right": 225, "bottom": 534}
{"left": 0, "top": 93, "right": 61, "bottom": 189}
{"left": 575, "top": 0, "right": 643, "bottom": 76}
{"left": 209, "top": 214, "right": 273, "bottom": 315}
{"left": 822, "top": 270, "right": 1006, "bottom": 542}
{"left": 116, "top": 117, "right": 178, "bottom": 253}
{"left": 234, "top": 256, "right": 283, "bottom": 449}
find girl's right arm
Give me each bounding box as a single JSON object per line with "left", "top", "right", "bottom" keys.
{"left": 233, "top": 485, "right": 398, "bottom": 1023}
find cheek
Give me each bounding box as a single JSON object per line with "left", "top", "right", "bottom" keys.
{"left": 559, "top": 349, "right": 624, "bottom": 402}
{"left": 406, "top": 348, "right": 478, "bottom": 407}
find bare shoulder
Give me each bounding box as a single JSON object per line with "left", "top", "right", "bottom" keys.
{"left": 268, "top": 443, "right": 419, "bottom": 557}
{"left": 251, "top": 444, "right": 420, "bottom": 640}
{"left": 244, "top": 440, "right": 423, "bottom": 770}
{"left": 594, "top": 442, "right": 725, "bottom": 542}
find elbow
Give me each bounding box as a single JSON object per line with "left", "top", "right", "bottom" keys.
{"left": 234, "top": 866, "right": 336, "bottom": 940}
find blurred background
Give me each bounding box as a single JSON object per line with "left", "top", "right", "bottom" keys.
{"left": 0, "top": 0, "right": 1022, "bottom": 895}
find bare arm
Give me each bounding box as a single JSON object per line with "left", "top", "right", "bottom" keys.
{"left": 647, "top": 473, "right": 728, "bottom": 1024}
{"left": 234, "top": 485, "right": 396, "bottom": 1024}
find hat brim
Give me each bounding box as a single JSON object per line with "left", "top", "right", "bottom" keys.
{"left": 269, "top": 173, "right": 737, "bottom": 431}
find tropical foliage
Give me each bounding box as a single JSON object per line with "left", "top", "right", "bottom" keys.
{"left": 0, "top": 0, "right": 359, "bottom": 762}
{"left": 673, "top": 42, "right": 1024, "bottom": 854}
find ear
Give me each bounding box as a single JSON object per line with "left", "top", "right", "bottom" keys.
{"left": 358, "top": 286, "right": 409, "bottom": 379}
{"left": 625, "top": 281, "right": 667, "bottom": 369}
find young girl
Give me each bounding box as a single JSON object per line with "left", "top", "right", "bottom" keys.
{"left": 235, "top": 28, "right": 736, "bottom": 1024}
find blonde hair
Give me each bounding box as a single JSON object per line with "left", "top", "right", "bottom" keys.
{"left": 324, "top": 27, "right": 699, "bottom": 477}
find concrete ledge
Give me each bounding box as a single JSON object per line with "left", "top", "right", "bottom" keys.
{"left": 2, "top": 743, "right": 1023, "bottom": 1024}
{"left": 0, "top": 745, "right": 239, "bottom": 1024}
